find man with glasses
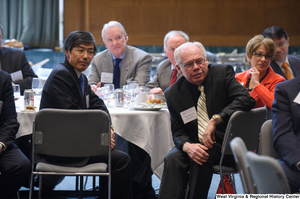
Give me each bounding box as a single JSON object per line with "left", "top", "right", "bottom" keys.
{"left": 158, "top": 42, "right": 255, "bottom": 199}
{"left": 39, "top": 31, "right": 132, "bottom": 199}
{"left": 263, "top": 26, "right": 300, "bottom": 79}
{"left": 88, "top": 21, "right": 152, "bottom": 91}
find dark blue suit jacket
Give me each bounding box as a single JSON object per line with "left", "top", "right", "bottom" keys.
{"left": 0, "top": 70, "right": 19, "bottom": 146}
{"left": 0, "top": 47, "right": 38, "bottom": 94}
{"left": 270, "top": 55, "right": 300, "bottom": 79}
{"left": 272, "top": 76, "right": 300, "bottom": 167}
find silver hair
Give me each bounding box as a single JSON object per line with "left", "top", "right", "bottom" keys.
{"left": 174, "top": 42, "right": 207, "bottom": 66}
{"left": 164, "top": 30, "right": 189, "bottom": 49}
{"left": 101, "top": 21, "right": 128, "bottom": 41}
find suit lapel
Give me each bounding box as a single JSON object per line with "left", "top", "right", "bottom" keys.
{"left": 205, "top": 65, "right": 213, "bottom": 118}
{"left": 120, "top": 46, "right": 132, "bottom": 86}
{"left": 271, "top": 60, "right": 287, "bottom": 79}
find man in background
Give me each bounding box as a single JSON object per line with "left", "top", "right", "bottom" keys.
{"left": 272, "top": 76, "right": 300, "bottom": 193}
{"left": 0, "top": 69, "right": 31, "bottom": 199}
{"left": 263, "top": 26, "right": 300, "bottom": 79}
{"left": 0, "top": 24, "right": 38, "bottom": 94}
{"left": 146, "top": 30, "right": 188, "bottom": 95}
{"left": 39, "top": 31, "right": 132, "bottom": 199}
{"left": 89, "top": 21, "right": 152, "bottom": 91}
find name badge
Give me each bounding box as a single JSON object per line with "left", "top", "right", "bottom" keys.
{"left": 86, "top": 95, "right": 90, "bottom": 108}
{"left": 0, "top": 101, "right": 3, "bottom": 115}
{"left": 11, "top": 70, "right": 23, "bottom": 82}
{"left": 293, "top": 92, "right": 300, "bottom": 105}
{"left": 180, "top": 107, "right": 197, "bottom": 124}
{"left": 101, "top": 72, "right": 113, "bottom": 83}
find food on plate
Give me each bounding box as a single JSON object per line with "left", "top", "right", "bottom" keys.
{"left": 25, "top": 105, "right": 37, "bottom": 111}
{"left": 3, "top": 39, "right": 24, "bottom": 48}
{"left": 147, "top": 98, "right": 164, "bottom": 104}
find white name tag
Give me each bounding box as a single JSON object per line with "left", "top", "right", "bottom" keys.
{"left": 86, "top": 95, "right": 90, "bottom": 108}
{"left": 293, "top": 92, "right": 300, "bottom": 105}
{"left": 101, "top": 72, "right": 113, "bottom": 83}
{"left": 180, "top": 107, "right": 197, "bottom": 124}
{"left": 11, "top": 70, "right": 23, "bottom": 82}
{"left": 0, "top": 101, "right": 3, "bottom": 115}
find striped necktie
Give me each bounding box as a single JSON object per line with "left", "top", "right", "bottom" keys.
{"left": 282, "top": 62, "right": 292, "bottom": 80}
{"left": 169, "top": 69, "right": 178, "bottom": 86}
{"left": 197, "top": 85, "right": 209, "bottom": 144}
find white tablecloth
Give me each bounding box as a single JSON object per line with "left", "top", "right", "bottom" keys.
{"left": 109, "top": 107, "right": 174, "bottom": 179}
{"left": 15, "top": 97, "right": 174, "bottom": 179}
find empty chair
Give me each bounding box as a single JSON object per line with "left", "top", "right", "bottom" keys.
{"left": 259, "top": 119, "right": 280, "bottom": 158}
{"left": 230, "top": 137, "right": 256, "bottom": 194}
{"left": 246, "top": 151, "right": 290, "bottom": 194}
{"left": 29, "top": 109, "right": 111, "bottom": 199}
{"left": 213, "top": 107, "right": 267, "bottom": 193}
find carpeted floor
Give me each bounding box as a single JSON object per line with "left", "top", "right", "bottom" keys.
{"left": 18, "top": 173, "right": 244, "bottom": 198}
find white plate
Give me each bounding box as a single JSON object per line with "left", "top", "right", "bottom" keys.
{"left": 132, "top": 106, "right": 162, "bottom": 111}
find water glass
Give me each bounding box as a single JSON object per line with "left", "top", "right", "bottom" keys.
{"left": 103, "top": 84, "right": 114, "bottom": 108}
{"left": 123, "top": 85, "right": 132, "bottom": 108}
{"left": 32, "top": 78, "right": 44, "bottom": 101}
{"left": 13, "top": 84, "right": 21, "bottom": 101}
{"left": 128, "top": 83, "right": 139, "bottom": 106}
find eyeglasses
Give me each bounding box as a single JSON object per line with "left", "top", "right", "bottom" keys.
{"left": 252, "top": 52, "right": 273, "bottom": 60}
{"left": 276, "top": 40, "right": 288, "bottom": 48}
{"left": 182, "top": 58, "right": 206, "bottom": 69}
{"left": 74, "top": 47, "right": 95, "bottom": 57}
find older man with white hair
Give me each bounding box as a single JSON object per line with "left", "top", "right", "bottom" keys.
{"left": 89, "top": 21, "right": 152, "bottom": 91}
{"left": 158, "top": 42, "right": 255, "bottom": 199}
{"left": 146, "top": 30, "right": 189, "bottom": 94}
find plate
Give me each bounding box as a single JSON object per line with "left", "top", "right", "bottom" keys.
{"left": 132, "top": 106, "right": 162, "bottom": 111}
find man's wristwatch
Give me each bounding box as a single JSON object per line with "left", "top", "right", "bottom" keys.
{"left": 212, "top": 114, "right": 221, "bottom": 125}
{"left": 296, "top": 161, "right": 300, "bottom": 171}
{"left": 0, "top": 142, "right": 6, "bottom": 152}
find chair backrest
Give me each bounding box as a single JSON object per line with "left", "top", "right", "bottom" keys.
{"left": 33, "top": 109, "right": 111, "bottom": 158}
{"left": 221, "top": 107, "right": 267, "bottom": 155}
{"left": 246, "top": 151, "right": 291, "bottom": 194}
{"left": 230, "top": 137, "right": 256, "bottom": 194}
{"left": 259, "top": 119, "right": 280, "bottom": 159}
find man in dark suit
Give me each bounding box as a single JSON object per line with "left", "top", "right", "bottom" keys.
{"left": 39, "top": 31, "right": 132, "bottom": 199}
{"left": 263, "top": 26, "right": 300, "bottom": 79}
{"left": 146, "top": 30, "right": 188, "bottom": 94}
{"left": 0, "top": 24, "right": 38, "bottom": 95}
{"left": 158, "top": 42, "right": 256, "bottom": 199}
{"left": 89, "top": 21, "right": 152, "bottom": 91}
{"left": 272, "top": 76, "right": 300, "bottom": 193}
{"left": 0, "top": 69, "right": 31, "bottom": 199}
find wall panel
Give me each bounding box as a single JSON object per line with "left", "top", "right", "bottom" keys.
{"left": 64, "top": 0, "right": 300, "bottom": 46}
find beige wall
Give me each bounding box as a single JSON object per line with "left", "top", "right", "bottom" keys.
{"left": 64, "top": 0, "right": 300, "bottom": 46}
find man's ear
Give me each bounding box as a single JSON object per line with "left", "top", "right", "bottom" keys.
{"left": 65, "top": 49, "right": 70, "bottom": 60}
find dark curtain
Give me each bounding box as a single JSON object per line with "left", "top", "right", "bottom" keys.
{"left": 0, "top": 0, "right": 59, "bottom": 49}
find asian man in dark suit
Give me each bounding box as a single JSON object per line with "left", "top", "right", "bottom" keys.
{"left": 89, "top": 21, "right": 152, "bottom": 91}
{"left": 0, "top": 24, "right": 38, "bottom": 95}
{"left": 0, "top": 69, "right": 31, "bottom": 199}
{"left": 39, "top": 31, "right": 132, "bottom": 199}
{"left": 272, "top": 76, "right": 300, "bottom": 193}
{"left": 263, "top": 26, "right": 300, "bottom": 79}
{"left": 146, "top": 30, "right": 188, "bottom": 94}
{"left": 158, "top": 42, "right": 256, "bottom": 199}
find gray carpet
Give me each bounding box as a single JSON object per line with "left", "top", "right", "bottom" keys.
{"left": 20, "top": 173, "right": 244, "bottom": 198}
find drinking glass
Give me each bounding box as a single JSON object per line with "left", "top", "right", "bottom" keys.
{"left": 32, "top": 78, "right": 44, "bottom": 101}
{"left": 13, "top": 84, "right": 21, "bottom": 101}
{"left": 127, "top": 80, "right": 137, "bottom": 85}
{"left": 123, "top": 85, "right": 132, "bottom": 109}
{"left": 128, "top": 83, "right": 139, "bottom": 106}
{"left": 103, "top": 84, "right": 114, "bottom": 108}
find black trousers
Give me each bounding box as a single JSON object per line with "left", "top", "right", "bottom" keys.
{"left": 0, "top": 145, "right": 31, "bottom": 198}
{"left": 37, "top": 148, "right": 132, "bottom": 199}
{"left": 158, "top": 143, "right": 235, "bottom": 199}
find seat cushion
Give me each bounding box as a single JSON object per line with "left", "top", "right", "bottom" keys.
{"left": 36, "top": 162, "right": 108, "bottom": 173}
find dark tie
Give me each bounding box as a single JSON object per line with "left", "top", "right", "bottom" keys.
{"left": 169, "top": 69, "right": 178, "bottom": 86}
{"left": 79, "top": 73, "right": 85, "bottom": 96}
{"left": 113, "top": 58, "right": 122, "bottom": 89}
